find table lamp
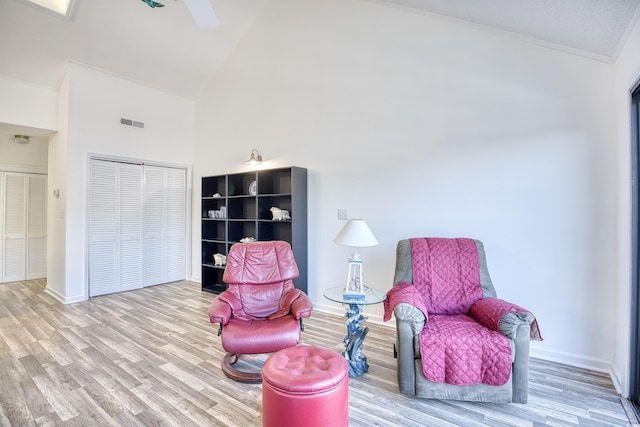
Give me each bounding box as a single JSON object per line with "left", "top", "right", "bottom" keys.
{"left": 333, "top": 219, "right": 378, "bottom": 297}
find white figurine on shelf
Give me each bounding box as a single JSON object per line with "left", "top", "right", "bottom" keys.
{"left": 213, "top": 253, "right": 226, "bottom": 266}
{"left": 270, "top": 207, "right": 291, "bottom": 221}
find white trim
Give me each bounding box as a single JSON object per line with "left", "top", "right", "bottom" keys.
{"left": 612, "top": 363, "right": 626, "bottom": 397}
{"left": 88, "top": 152, "right": 191, "bottom": 170}
{"left": 67, "top": 60, "right": 190, "bottom": 100}
{"left": 45, "top": 286, "right": 86, "bottom": 304}
{"left": 529, "top": 346, "right": 612, "bottom": 375}
{"left": 0, "top": 163, "right": 47, "bottom": 175}
{"left": 314, "top": 299, "right": 619, "bottom": 393}
{"left": 360, "top": 0, "right": 614, "bottom": 63}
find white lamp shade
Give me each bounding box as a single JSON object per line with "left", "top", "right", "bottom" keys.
{"left": 334, "top": 219, "right": 378, "bottom": 247}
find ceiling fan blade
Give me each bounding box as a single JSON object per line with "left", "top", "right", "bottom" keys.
{"left": 141, "top": 0, "right": 165, "bottom": 8}
{"left": 184, "top": 0, "right": 219, "bottom": 29}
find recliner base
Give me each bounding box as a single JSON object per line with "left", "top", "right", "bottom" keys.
{"left": 221, "top": 352, "right": 263, "bottom": 383}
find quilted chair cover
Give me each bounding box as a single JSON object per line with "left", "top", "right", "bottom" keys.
{"left": 207, "top": 241, "right": 313, "bottom": 382}
{"left": 388, "top": 238, "right": 540, "bottom": 403}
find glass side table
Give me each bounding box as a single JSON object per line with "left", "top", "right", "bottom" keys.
{"left": 323, "top": 286, "right": 386, "bottom": 377}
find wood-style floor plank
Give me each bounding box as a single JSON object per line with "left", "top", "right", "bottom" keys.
{"left": 0, "top": 279, "right": 632, "bottom": 426}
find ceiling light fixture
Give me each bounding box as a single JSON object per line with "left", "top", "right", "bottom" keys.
{"left": 13, "top": 135, "right": 30, "bottom": 144}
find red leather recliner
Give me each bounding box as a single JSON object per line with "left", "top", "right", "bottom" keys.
{"left": 207, "top": 241, "right": 313, "bottom": 383}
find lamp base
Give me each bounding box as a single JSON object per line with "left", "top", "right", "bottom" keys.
{"left": 342, "top": 290, "right": 365, "bottom": 300}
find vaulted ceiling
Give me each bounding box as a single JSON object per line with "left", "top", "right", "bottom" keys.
{"left": 1, "top": 0, "right": 639, "bottom": 101}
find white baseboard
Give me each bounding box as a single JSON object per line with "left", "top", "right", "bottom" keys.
{"left": 610, "top": 363, "right": 627, "bottom": 397}
{"left": 45, "top": 286, "right": 86, "bottom": 304}
{"left": 528, "top": 346, "right": 612, "bottom": 374}
{"left": 313, "top": 300, "right": 618, "bottom": 387}
{"left": 312, "top": 301, "right": 392, "bottom": 328}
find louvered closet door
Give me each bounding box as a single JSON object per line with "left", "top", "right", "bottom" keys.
{"left": 118, "top": 163, "right": 143, "bottom": 292}
{"left": 165, "top": 168, "right": 186, "bottom": 282}
{"left": 27, "top": 175, "right": 47, "bottom": 279}
{"left": 3, "top": 174, "right": 27, "bottom": 282}
{"left": 89, "top": 160, "right": 119, "bottom": 296}
{"left": 143, "top": 166, "right": 186, "bottom": 286}
{"left": 143, "top": 166, "right": 166, "bottom": 286}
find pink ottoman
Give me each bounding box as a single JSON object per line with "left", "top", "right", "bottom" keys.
{"left": 262, "top": 346, "right": 349, "bottom": 427}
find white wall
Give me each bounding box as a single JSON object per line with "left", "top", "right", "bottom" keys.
{"left": 0, "top": 75, "right": 57, "bottom": 131}
{"left": 193, "top": 0, "right": 617, "bottom": 375}
{"left": 49, "top": 63, "right": 195, "bottom": 302}
{"left": 46, "top": 69, "right": 69, "bottom": 302}
{"left": 612, "top": 15, "right": 640, "bottom": 397}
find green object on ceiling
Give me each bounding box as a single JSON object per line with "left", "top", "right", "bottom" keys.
{"left": 141, "top": 0, "right": 165, "bottom": 8}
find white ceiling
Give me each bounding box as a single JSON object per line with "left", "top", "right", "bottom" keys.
{"left": 0, "top": 0, "right": 639, "bottom": 103}
{"left": 374, "top": 0, "right": 640, "bottom": 59}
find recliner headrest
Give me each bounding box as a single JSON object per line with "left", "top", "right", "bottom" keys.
{"left": 223, "top": 241, "right": 299, "bottom": 285}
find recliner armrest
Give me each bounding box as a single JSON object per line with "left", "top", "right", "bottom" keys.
{"left": 394, "top": 302, "right": 426, "bottom": 334}
{"left": 207, "top": 292, "right": 236, "bottom": 325}
{"left": 290, "top": 292, "right": 313, "bottom": 320}
{"left": 469, "top": 298, "right": 535, "bottom": 339}
{"left": 267, "top": 289, "right": 313, "bottom": 320}
{"left": 498, "top": 311, "right": 536, "bottom": 340}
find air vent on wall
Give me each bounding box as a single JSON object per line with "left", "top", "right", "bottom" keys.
{"left": 120, "top": 118, "right": 144, "bottom": 128}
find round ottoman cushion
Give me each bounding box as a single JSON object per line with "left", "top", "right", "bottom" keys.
{"left": 262, "top": 346, "right": 348, "bottom": 427}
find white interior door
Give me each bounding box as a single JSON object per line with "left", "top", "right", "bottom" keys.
{"left": 90, "top": 159, "right": 185, "bottom": 296}
{"left": 27, "top": 175, "right": 47, "bottom": 279}
{"left": 165, "top": 167, "right": 186, "bottom": 283}
{"left": 144, "top": 166, "right": 166, "bottom": 287}
{"left": 3, "top": 174, "right": 26, "bottom": 283}
{"left": 90, "top": 160, "right": 144, "bottom": 296}
{"left": 144, "top": 165, "right": 186, "bottom": 286}
{"left": 89, "top": 160, "right": 119, "bottom": 296}
{"left": 118, "top": 163, "right": 143, "bottom": 292}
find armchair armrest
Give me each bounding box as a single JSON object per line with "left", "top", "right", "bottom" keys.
{"left": 394, "top": 302, "right": 426, "bottom": 334}
{"left": 268, "top": 289, "right": 313, "bottom": 320}
{"left": 207, "top": 291, "right": 238, "bottom": 325}
{"left": 469, "top": 298, "right": 539, "bottom": 340}
{"left": 290, "top": 292, "right": 313, "bottom": 320}
{"left": 383, "top": 282, "right": 428, "bottom": 322}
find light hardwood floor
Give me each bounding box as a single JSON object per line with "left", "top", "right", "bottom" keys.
{"left": 0, "top": 279, "right": 634, "bottom": 426}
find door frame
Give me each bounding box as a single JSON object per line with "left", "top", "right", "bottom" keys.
{"left": 630, "top": 81, "right": 640, "bottom": 404}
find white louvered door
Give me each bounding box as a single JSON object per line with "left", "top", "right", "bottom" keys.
{"left": 90, "top": 159, "right": 186, "bottom": 296}
{"left": 143, "top": 166, "right": 166, "bottom": 287}
{"left": 89, "top": 160, "right": 119, "bottom": 296}
{"left": 27, "top": 175, "right": 47, "bottom": 279}
{"left": 2, "top": 174, "right": 26, "bottom": 282}
{"left": 143, "top": 166, "right": 186, "bottom": 286}
{"left": 118, "top": 164, "right": 143, "bottom": 292}
{"left": 165, "top": 167, "right": 186, "bottom": 283}
{"left": 0, "top": 172, "right": 46, "bottom": 283}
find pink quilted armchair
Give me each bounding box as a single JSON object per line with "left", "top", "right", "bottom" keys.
{"left": 385, "top": 238, "right": 541, "bottom": 403}
{"left": 208, "top": 241, "right": 313, "bottom": 383}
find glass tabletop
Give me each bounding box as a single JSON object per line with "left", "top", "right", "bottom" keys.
{"left": 323, "top": 286, "right": 386, "bottom": 305}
